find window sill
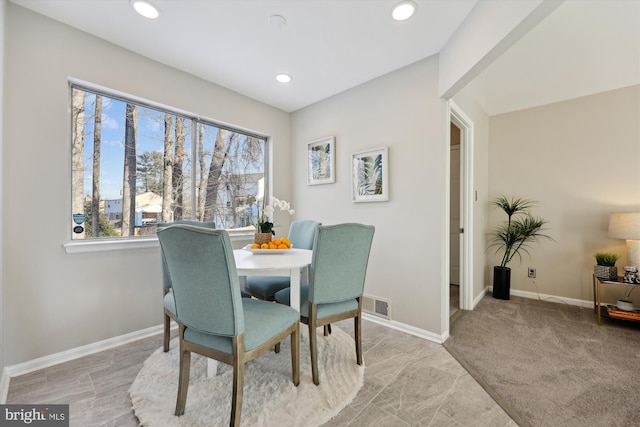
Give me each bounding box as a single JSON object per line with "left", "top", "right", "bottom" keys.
{"left": 64, "top": 231, "right": 255, "bottom": 254}
{"left": 64, "top": 237, "right": 159, "bottom": 254}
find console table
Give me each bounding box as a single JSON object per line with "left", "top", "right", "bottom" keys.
{"left": 592, "top": 275, "right": 640, "bottom": 325}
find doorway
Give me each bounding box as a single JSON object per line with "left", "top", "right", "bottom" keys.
{"left": 448, "top": 101, "right": 474, "bottom": 323}
{"left": 450, "top": 123, "right": 461, "bottom": 319}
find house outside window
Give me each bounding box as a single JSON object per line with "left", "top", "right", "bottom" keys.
{"left": 70, "top": 83, "right": 267, "bottom": 240}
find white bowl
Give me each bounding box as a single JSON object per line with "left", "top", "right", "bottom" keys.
{"left": 616, "top": 300, "right": 635, "bottom": 311}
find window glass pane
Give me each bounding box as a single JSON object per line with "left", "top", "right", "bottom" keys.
{"left": 70, "top": 85, "right": 266, "bottom": 240}
{"left": 195, "top": 123, "right": 265, "bottom": 230}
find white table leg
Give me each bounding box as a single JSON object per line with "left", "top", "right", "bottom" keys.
{"left": 207, "top": 359, "right": 218, "bottom": 377}
{"left": 290, "top": 267, "right": 301, "bottom": 312}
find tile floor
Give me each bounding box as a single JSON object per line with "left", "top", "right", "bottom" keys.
{"left": 7, "top": 316, "right": 515, "bottom": 427}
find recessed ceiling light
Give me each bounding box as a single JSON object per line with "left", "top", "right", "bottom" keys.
{"left": 392, "top": 1, "right": 417, "bottom": 21}
{"left": 275, "top": 74, "right": 292, "bottom": 83}
{"left": 131, "top": 0, "right": 160, "bottom": 19}
{"left": 268, "top": 15, "right": 287, "bottom": 29}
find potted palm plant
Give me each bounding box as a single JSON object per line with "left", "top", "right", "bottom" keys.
{"left": 489, "top": 196, "right": 553, "bottom": 300}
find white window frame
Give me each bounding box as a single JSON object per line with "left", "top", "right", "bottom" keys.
{"left": 64, "top": 78, "right": 270, "bottom": 254}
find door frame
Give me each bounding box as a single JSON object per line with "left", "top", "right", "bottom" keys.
{"left": 448, "top": 101, "right": 474, "bottom": 312}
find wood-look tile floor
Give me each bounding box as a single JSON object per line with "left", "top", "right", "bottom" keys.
{"left": 7, "top": 318, "right": 516, "bottom": 427}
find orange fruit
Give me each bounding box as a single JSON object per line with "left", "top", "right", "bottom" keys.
{"left": 278, "top": 244, "right": 288, "bottom": 249}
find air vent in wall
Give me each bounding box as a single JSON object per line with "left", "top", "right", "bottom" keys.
{"left": 362, "top": 294, "right": 390, "bottom": 319}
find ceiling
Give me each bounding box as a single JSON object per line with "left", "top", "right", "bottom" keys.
{"left": 468, "top": 0, "right": 639, "bottom": 115}
{"left": 10, "top": 0, "right": 640, "bottom": 115}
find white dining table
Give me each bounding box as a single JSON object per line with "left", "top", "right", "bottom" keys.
{"left": 207, "top": 247, "right": 313, "bottom": 377}
{"left": 233, "top": 247, "right": 313, "bottom": 312}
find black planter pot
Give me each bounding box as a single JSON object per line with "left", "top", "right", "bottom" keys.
{"left": 493, "top": 266, "right": 511, "bottom": 300}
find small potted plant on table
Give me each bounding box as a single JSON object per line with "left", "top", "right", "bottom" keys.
{"left": 594, "top": 252, "right": 619, "bottom": 281}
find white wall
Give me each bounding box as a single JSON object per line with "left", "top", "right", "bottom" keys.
{"left": 3, "top": 4, "right": 290, "bottom": 365}
{"left": 0, "top": 0, "right": 6, "bottom": 377}
{"left": 291, "top": 56, "right": 448, "bottom": 335}
{"left": 5, "top": 0, "right": 635, "bottom": 369}
{"left": 488, "top": 85, "right": 640, "bottom": 303}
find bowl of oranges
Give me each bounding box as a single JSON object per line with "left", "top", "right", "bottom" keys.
{"left": 243, "top": 237, "right": 292, "bottom": 254}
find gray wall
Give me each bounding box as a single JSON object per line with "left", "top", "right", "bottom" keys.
{"left": 487, "top": 85, "right": 640, "bottom": 303}
{"left": 291, "top": 57, "right": 449, "bottom": 335}
{"left": 3, "top": 0, "right": 637, "bottom": 370}
{"left": 1, "top": 0, "right": 6, "bottom": 378}
{"left": 3, "top": 4, "right": 290, "bottom": 365}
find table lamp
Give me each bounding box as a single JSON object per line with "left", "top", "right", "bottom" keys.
{"left": 608, "top": 212, "right": 640, "bottom": 268}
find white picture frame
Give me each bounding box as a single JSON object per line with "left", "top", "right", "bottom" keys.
{"left": 351, "top": 146, "right": 389, "bottom": 202}
{"left": 307, "top": 137, "right": 335, "bottom": 185}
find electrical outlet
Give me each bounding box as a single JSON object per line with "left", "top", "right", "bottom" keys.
{"left": 528, "top": 268, "right": 536, "bottom": 278}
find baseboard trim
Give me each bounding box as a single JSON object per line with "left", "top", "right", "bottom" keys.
{"left": 3, "top": 290, "right": 585, "bottom": 404}
{"left": 0, "top": 368, "right": 10, "bottom": 404}
{"left": 488, "top": 286, "right": 593, "bottom": 308}
{"left": 5, "top": 324, "right": 165, "bottom": 378}
{"left": 0, "top": 324, "right": 168, "bottom": 403}
{"left": 362, "top": 313, "right": 446, "bottom": 344}
{"left": 474, "top": 287, "right": 490, "bottom": 308}
{"left": 1, "top": 316, "right": 441, "bottom": 404}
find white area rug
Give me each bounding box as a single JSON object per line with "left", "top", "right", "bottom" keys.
{"left": 129, "top": 326, "right": 364, "bottom": 426}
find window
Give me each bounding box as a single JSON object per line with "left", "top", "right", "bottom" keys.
{"left": 70, "top": 83, "right": 267, "bottom": 240}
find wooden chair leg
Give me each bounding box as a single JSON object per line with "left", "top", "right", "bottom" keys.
{"left": 163, "top": 313, "right": 171, "bottom": 352}
{"left": 309, "top": 304, "right": 319, "bottom": 385}
{"left": 290, "top": 326, "right": 300, "bottom": 386}
{"left": 231, "top": 336, "right": 245, "bottom": 427}
{"left": 355, "top": 313, "right": 363, "bottom": 365}
{"left": 275, "top": 342, "right": 281, "bottom": 353}
{"left": 175, "top": 327, "right": 190, "bottom": 416}
{"left": 324, "top": 324, "right": 332, "bottom": 336}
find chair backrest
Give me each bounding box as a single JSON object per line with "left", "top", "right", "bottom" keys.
{"left": 288, "top": 220, "right": 321, "bottom": 249}
{"left": 308, "top": 223, "right": 375, "bottom": 304}
{"left": 157, "top": 224, "right": 244, "bottom": 336}
{"left": 158, "top": 221, "right": 216, "bottom": 290}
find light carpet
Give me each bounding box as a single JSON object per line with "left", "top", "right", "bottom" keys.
{"left": 444, "top": 295, "right": 640, "bottom": 427}
{"left": 129, "top": 325, "right": 364, "bottom": 427}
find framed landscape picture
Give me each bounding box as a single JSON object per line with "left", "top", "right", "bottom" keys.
{"left": 307, "top": 137, "right": 335, "bottom": 185}
{"left": 351, "top": 146, "right": 389, "bottom": 202}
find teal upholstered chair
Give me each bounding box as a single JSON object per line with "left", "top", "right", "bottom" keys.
{"left": 159, "top": 220, "right": 249, "bottom": 352}
{"left": 157, "top": 224, "right": 300, "bottom": 426}
{"left": 274, "top": 223, "right": 374, "bottom": 385}
{"left": 245, "top": 220, "right": 321, "bottom": 301}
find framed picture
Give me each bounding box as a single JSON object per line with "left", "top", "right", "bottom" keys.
{"left": 352, "top": 147, "right": 389, "bottom": 202}
{"left": 307, "top": 137, "right": 335, "bottom": 185}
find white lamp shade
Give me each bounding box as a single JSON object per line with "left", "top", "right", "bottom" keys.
{"left": 608, "top": 213, "right": 640, "bottom": 240}
{"left": 609, "top": 212, "right": 640, "bottom": 269}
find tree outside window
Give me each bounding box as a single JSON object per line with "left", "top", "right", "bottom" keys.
{"left": 70, "top": 84, "right": 266, "bottom": 239}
